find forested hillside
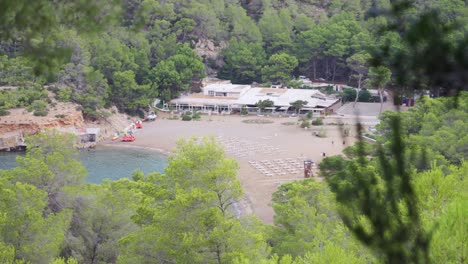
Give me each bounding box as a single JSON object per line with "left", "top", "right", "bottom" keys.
{"left": 1, "top": 0, "right": 466, "bottom": 117}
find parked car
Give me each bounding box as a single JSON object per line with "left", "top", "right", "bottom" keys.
{"left": 146, "top": 111, "right": 157, "bottom": 121}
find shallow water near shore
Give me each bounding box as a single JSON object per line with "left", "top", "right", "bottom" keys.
{"left": 0, "top": 146, "right": 167, "bottom": 183}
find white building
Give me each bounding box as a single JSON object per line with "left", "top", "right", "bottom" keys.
{"left": 236, "top": 88, "right": 340, "bottom": 114}
{"left": 203, "top": 82, "right": 251, "bottom": 98}
{"left": 170, "top": 82, "right": 341, "bottom": 115}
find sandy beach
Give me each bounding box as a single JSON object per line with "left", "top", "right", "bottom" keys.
{"left": 104, "top": 113, "right": 365, "bottom": 223}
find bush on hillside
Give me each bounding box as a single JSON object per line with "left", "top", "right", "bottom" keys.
{"left": 28, "top": 100, "right": 49, "bottom": 116}
{"left": 0, "top": 107, "right": 10, "bottom": 116}
{"left": 56, "top": 87, "right": 72, "bottom": 102}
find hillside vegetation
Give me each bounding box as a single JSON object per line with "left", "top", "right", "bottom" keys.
{"left": 1, "top": 0, "right": 466, "bottom": 118}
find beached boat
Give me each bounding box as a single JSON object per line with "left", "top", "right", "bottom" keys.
{"left": 121, "top": 134, "right": 135, "bottom": 142}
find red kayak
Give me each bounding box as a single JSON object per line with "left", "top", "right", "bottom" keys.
{"left": 136, "top": 122, "right": 143, "bottom": 129}
{"left": 121, "top": 135, "right": 135, "bottom": 142}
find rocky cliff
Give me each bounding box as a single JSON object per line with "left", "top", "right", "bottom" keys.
{"left": 194, "top": 38, "right": 227, "bottom": 77}
{"left": 0, "top": 103, "right": 85, "bottom": 136}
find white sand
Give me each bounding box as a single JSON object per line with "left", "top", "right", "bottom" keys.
{"left": 103, "top": 113, "right": 358, "bottom": 223}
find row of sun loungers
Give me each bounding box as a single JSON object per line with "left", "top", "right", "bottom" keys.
{"left": 248, "top": 158, "right": 312, "bottom": 177}
{"left": 213, "top": 136, "right": 318, "bottom": 179}
{"left": 216, "top": 136, "right": 286, "bottom": 159}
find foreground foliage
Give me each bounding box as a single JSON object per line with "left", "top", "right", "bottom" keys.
{"left": 1, "top": 93, "right": 466, "bottom": 263}
{"left": 320, "top": 93, "right": 468, "bottom": 263}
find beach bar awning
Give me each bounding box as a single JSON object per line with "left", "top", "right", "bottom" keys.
{"left": 86, "top": 128, "right": 100, "bottom": 135}
{"left": 302, "top": 107, "right": 324, "bottom": 111}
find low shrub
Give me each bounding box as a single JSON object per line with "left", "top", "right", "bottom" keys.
{"left": 311, "top": 118, "right": 323, "bottom": 126}
{"left": 317, "top": 128, "right": 327, "bottom": 137}
{"left": 240, "top": 106, "right": 248, "bottom": 116}
{"left": 56, "top": 87, "right": 72, "bottom": 102}
{"left": 181, "top": 112, "right": 192, "bottom": 121}
{"left": 0, "top": 107, "right": 10, "bottom": 116}
{"left": 33, "top": 109, "right": 49, "bottom": 116}
{"left": 29, "top": 100, "right": 48, "bottom": 116}
{"left": 192, "top": 111, "right": 201, "bottom": 120}
{"left": 300, "top": 120, "right": 311, "bottom": 128}
{"left": 98, "top": 110, "right": 112, "bottom": 119}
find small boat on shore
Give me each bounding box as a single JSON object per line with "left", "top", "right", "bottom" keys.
{"left": 121, "top": 134, "right": 135, "bottom": 142}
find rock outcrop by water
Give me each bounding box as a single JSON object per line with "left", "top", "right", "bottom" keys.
{"left": 0, "top": 102, "right": 85, "bottom": 135}
{"left": 0, "top": 102, "right": 132, "bottom": 146}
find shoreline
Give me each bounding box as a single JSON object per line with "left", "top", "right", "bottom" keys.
{"left": 99, "top": 139, "right": 173, "bottom": 156}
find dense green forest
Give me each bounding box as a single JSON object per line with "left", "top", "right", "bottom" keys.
{"left": 1, "top": 0, "right": 467, "bottom": 263}
{"left": 1, "top": 0, "right": 467, "bottom": 117}
{"left": 0, "top": 93, "right": 466, "bottom": 263}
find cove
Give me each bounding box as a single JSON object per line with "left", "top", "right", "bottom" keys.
{"left": 0, "top": 146, "right": 167, "bottom": 183}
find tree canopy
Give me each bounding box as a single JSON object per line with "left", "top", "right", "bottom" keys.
{"left": 0, "top": 0, "right": 466, "bottom": 116}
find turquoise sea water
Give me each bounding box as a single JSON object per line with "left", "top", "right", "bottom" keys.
{"left": 0, "top": 146, "right": 167, "bottom": 183}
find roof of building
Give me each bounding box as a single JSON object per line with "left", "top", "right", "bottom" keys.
{"left": 259, "top": 88, "right": 287, "bottom": 94}
{"left": 86, "top": 128, "right": 100, "bottom": 135}
{"left": 204, "top": 83, "right": 251, "bottom": 93}
{"left": 236, "top": 88, "right": 339, "bottom": 108}
{"left": 170, "top": 87, "right": 340, "bottom": 109}
{"left": 171, "top": 96, "right": 238, "bottom": 107}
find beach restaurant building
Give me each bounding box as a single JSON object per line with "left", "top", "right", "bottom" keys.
{"left": 169, "top": 82, "right": 341, "bottom": 115}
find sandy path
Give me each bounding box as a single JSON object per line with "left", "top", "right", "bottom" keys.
{"left": 104, "top": 114, "right": 356, "bottom": 224}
